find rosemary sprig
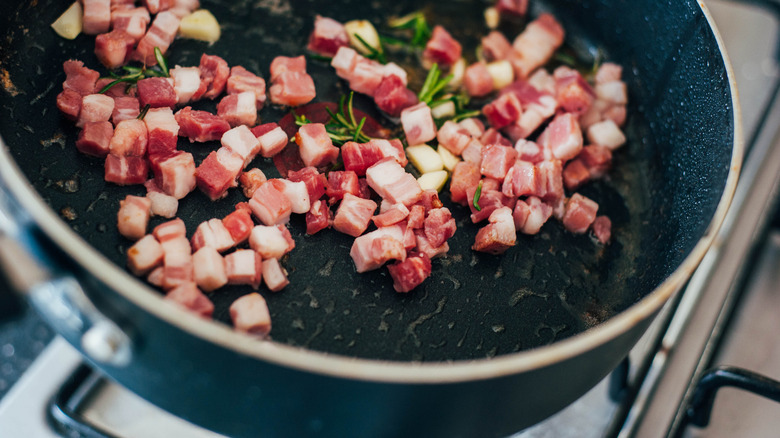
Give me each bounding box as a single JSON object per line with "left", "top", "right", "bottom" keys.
{"left": 99, "top": 47, "right": 171, "bottom": 94}
{"left": 137, "top": 104, "right": 150, "bottom": 120}
{"left": 388, "top": 11, "right": 432, "bottom": 49}
{"left": 353, "top": 33, "right": 386, "bottom": 64}
{"left": 418, "top": 63, "right": 454, "bottom": 107}
{"left": 293, "top": 92, "right": 373, "bottom": 146}
{"left": 473, "top": 180, "right": 483, "bottom": 211}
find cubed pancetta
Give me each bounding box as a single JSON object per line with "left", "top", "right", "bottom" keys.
{"left": 126, "top": 234, "right": 164, "bottom": 276}
{"left": 295, "top": 123, "right": 339, "bottom": 168}
{"left": 191, "top": 218, "right": 235, "bottom": 253}
{"left": 249, "top": 179, "right": 293, "bottom": 225}
{"left": 76, "top": 121, "right": 113, "bottom": 157}
{"left": 422, "top": 25, "right": 462, "bottom": 68}
{"left": 227, "top": 66, "right": 267, "bottom": 108}
{"left": 192, "top": 246, "right": 228, "bottom": 292}
{"left": 562, "top": 193, "right": 599, "bottom": 234}
{"left": 175, "top": 107, "right": 231, "bottom": 143}
{"left": 400, "top": 102, "right": 437, "bottom": 146}
{"left": 225, "top": 249, "right": 263, "bottom": 289}
{"left": 262, "top": 258, "right": 290, "bottom": 292}
{"left": 387, "top": 251, "right": 432, "bottom": 293}
{"left": 365, "top": 157, "right": 423, "bottom": 206}
{"left": 472, "top": 206, "right": 516, "bottom": 254}
{"left": 249, "top": 225, "right": 295, "bottom": 259}
{"left": 165, "top": 282, "right": 214, "bottom": 318}
{"left": 217, "top": 91, "right": 258, "bottom": 127}
{"left": 230, "top": 293, "right": 272, "bottom": 335}
{"left": 333, "top": 193, "right": 377, "bottom": 237}
{"left": 307, "top": 15, "right": 349, "bottom": 57}
{"left": 77, "top": 94, "right": 115, "bottom": 128}
{"left": 117, "top": 195, "right": 151, "bottom": 240}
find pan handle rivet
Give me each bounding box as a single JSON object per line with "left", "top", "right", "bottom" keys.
{"left": 81, "top": 320, "right": 132, "bottom": 367}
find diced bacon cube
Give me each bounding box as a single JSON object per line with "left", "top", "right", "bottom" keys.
{"left": 482, "top": 31, "right": 513, "bottom": 61}
{"left": 520, "top": 196, "right": 553, "bottom": 234}
{"left": 464, "top": 62, "right": 494, "bottom": 97}
{"left": 510, "top": 13, "right": 564, "bottom": 78}
{"left": 480, "top": 128, "right": 512, "bottom": 148}
{"left": 374, "top": 74, "right": 418, "bottom": 117}
{"left": 458, "top": 118, "right": 485, "bottom": 138}
{"left": 287, "top": 166, "right": 327, "bottom": 200}
{"left": 221, "top": 125, "right": 262, "bottom": 167}
{"left": 553, "top": 66, "right": 595, "bottom": 115}
{"left": 62, "top": 60, "right": 100, "bottom": 96}
{"left": 151, "top": 217, "right": 184, "bottom": 241}
{"left": 111, "top": 8, "right": 151, "bottom": 42}
{"left": 126, "top": 234, "right": 163, "bottom": 276}
{"left": 146, "top": 266, "right": 164, "bottom": 288}
{"left": 262, "top": 258, "right": 289, "bottom": 292}
{"left": 514, "top": 139, "right": 546, "bottom": 163}
{"left": 387, "top": 251, "right": 432, "bottom": 293}
{"left": 227, "top": 66, "right": 267, "bottom": 108}
{"left": 450, "top": 161, "right": 481, "bottom": 205}
{"left": 175, "top": 107, "right": 230, "bottom": 143}
{"left": 372, "top": 139, "right": 408, "bottom": 167}
{"left": 592, "top": 215, "right": 612, "bottom": 244}
{"left": 144, "top": 107, "right": 179, "bottom": 136}
{"left": 372, "top": 203, "right": 409, "bottom": 228}
{"left": 239, "top": 168, "right": 267, "bottom": 198}
{"left": 117, "top": 195, "right": 151, "bottom": 240}
{"left": 366, "top": 157, "right": 423, "bottom": 206}
{"left": 143, "top": 0, "right": 172, "bottom": 14}
{"left": 77, "top": 94, "right": 115, "bottom": 128}
{"left": 595, "top": 81, "right": 628, "bottom": 106}
{"left": 325, "top": 170, "right": 360, "bottom": 202}
{"left": 147, "top": 129, "right": 177, "bottom": 157}
{"left": 110, "top": 119, "right": 148, "bottom": 156}
{"left": 423, "top": 25, "right": 462, "bottom": 68}
{"left": 195, "top": 148, "right": 243, "bottom": 200}
{"left": 333, "top": 193, "right": 377, "bottom": 237}
{"left": 170, "top": 66, "right": 202, "bottom": 105}
{"left": 151, "top": 151, "right": 197, "bottom": 199}
{"left": 82, "top": 0, "right": 111, "bottom": 35}
{"left": 251, "top": 123, "right": 289, "bottom": 158}
{"left": 562, "top": 193, "right": 599, "bottom": 234}
{"left": 349, "top": 226, "right": 406, "bottom": 272}
{"left": 194, "top": 54, "right": 230, "bottom": 101}
{"left": 331, "top": 46, "right": 359, "bottom": 78}
{"left": 306, "top": 200, "right": 332, "bottom": 235}
{"left": 413, "top": 229, "right": 448, "bottom": 259}
{"left": 269, "top": 71, "right": 317, "bottom": 107}
{"left": 137, "top": 77, "right": 176, "bottom": 108}
{"left": 437, "top": 121, "right": 473, "bottom": 155}
{"left": 165, "top": 282, "right": 214, "bottom": 318}
{"left": 400, "top": 102, "right": 437, "bottom": 146}
{"left": 132, "top": 11, "right": 180, "bottom": 65}
{"left": 512, "top": 199, "right": 530, "bottom": 229}
{"left": 249, "top": 225, "right": 295, "bottom": 259}
{"left": 424, "top": 207, "right": 456, "bottom": 248}
{"left": 57, "top": 89, "right": 82, "bottom": 121}
{"left": 144, "top": 179, "right": 179, "bottom": 218}
{"left": 105, "top": 154, "right": 148, "bottom": 185}
{"left": 217, "top": 91, "right": 258, "bottom": 127}
{"left": 249, "top": 179, "right": 293, "bottom": 225}
{"left": 502, "top": 160, "right": 540, "bottom": 197}
{"left": 225, "top": 249, "right": 263, "bottom": 289}
{"left": 579, "top": 144, "right": 613, "bottom": 178}
{"left": 496, "top": 0, "right": 528, "bottom": 17}
{"left": 346, "top": 58, "right": 386, "bottom": 96}
{"left": 273, "top": 179, "right": 309, "bottom": 214}
{"left": 482, "top": 93, "right": 522, "bottom": 129}
{"left": 76, "top": 121, "right": 113, "bottom": 157}
{"left": 94, "top": 30, "right": 134, "bottom": 69}
{"left": 472, "top": 206, "right": 516, "bottom": 254}
{"left": 541, "top": 113, "right": 583, "bottom": 161}
{"left": 270, "top": 56, "right": 307, "bottom": 81}
{"left": 160, "top": 236, "right": 193, "bottom": 290}
{"left": 307, "top": 15, "right": 349, "bottom": 57}
{"left": 480, "top": 144, "right": 518, "bottom": 180}
{"left": 467, "top": 182, "right": 516, "bottom": 223}
{"left": 587, "top": 119, "right": 627, "bottom": 150}
{"left": 219, "top": 208, "right": 252, "bottom": 245}
{"left": 112, "top": 96, "right": 140, "bottom": 126}
{"left": 563, "top": 159, "right": 591, "bottom": 190}
{"left": 191, "top": 219, "right": 235, "bottom": 253}
{"left": 463, "top": 140, "right": 484, "bottom": 165}
{"left": 538, "top": 160, "right": 564, "bottom": 202}
{"left": 230, "top": 293, "right": 272, "bottom": 335}
{"left": 295, "top": 123, "right": 339, "bottom": 168}
{"left": 192, "top": 247, "right": 228, "bottom": 292}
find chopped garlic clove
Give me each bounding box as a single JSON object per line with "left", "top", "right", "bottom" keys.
{"left": 51, "top": 2, "right": 83, "bottom": 40}
{"left": 406, "top": 144, "right": 444, "bottom": 174}
{"left": 417, "top": 170, "right": 449, "bottom": 192}
{"left": 484, "top": 7, "right": 500, "bottom": 30}
{"left": 438, "top": 145, "right": 461, "bottom": 172}
{"left": 486, "top": 60, "right": 515, "bottom": 90}
{"left": 431, "top": 101, "right": 456, "bottom": 119}
{"left": 345, "top": 20, "right": 381, "bottom": 55}
{"left": 179, "top": 10, "right": 221, "bottom": 44}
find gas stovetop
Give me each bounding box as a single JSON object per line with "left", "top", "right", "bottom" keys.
{"left": 1, "top": 1, "right": 780, "bottom": 437}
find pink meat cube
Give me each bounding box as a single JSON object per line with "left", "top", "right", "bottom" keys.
{"left": 144, "top": 179, "right": 179, "bottom": 218}
{"left": 387, "top": 251, "right": 432, "bottom": 293}
{"left": 270, "top": 55, "right": 307, "bottom": 81}
{"left": 592, "top": 215, "right": 612, "bottom": 244}
{"left": 480, "top": 144, "right": 518, "bottom": 180}
{"left": 150, "top": 150, "right": 196, "bottom": 199}
{"left": 400, "top": 102, "right": 437, "bottom": 146}
{"left": 230, "top": 293, "right": 272, "bottom": 335}
{"left": 481, "top": 31, "right": 513, "bottom": 62}
{"left": 192, "top": 247, "right": 228, "bottom": 292}
{"left": 94, "top": 30, "right": 134, "bottom": 69}
{"left": 153, "top": 218, "right": 186, "bottom": 242}
{"left": 104, "top": 154, "right": 148, "bottom": 185}
{"left": 424, "top": 207, "right": 456, "bottom": 248}
{"left": 82, "top": 0, "right": 111, "bottom": 35}
{"left": 137, "top": 77, "right": 177, "bottom": 108}
{"left": 57, "top": 89, "right": 82, "bottom": 121}
{"left": 333, "top": 193, "right": 377, "bottom": 237}
{"left": 117, "top": 195, "right": 151, "bottom": 240}
{"left": 249, "top": 179, "right": 293, "bottom": 225}
{"left": 195, "top": 148, "right": 243, "bottom": 200}
{"left": 366, "top": 158, "right": 423, "bottom": 206}
{"left": 554, "top": 66, "right": 595, "bottom": 115}
{"left": 165, "top": 282, "right": 214, "bottom": 318}
{"left": 295, "top": 123, "right": 339, "bottom": 168}
{"left": 306, "top": 200, "right": 332, "bottom": 235}
{"left": 262, "top": 258, "right": 289, "bottom": 292}
{"left": 325, "top": 170, "right": 360, "bottom": 203}
{"left": 239, "top": 168, "right": 268, "bottom": 198}
{"left": 194, "top": 54, "right": 230, "bottom": 101}
{"left": 287, "top": 166, "right": 328, "bottom": 200}
{"left": 217, "top": 92, "right": 258, "bottom": 127}
{"left": 277, "top": 179, "right": 311, "bottom": 214}
{"left": 112, "top": 96, "right": 140, "bottom": 125}
{"left": 249, "top": 225, "right": 296, "bottom": 259}
{"left": 541, "top": 113, "right": 583, "bottom": 161}
{"left": 227, "top": 66, "right": 267, "bottom": 108}
{"left": 464, "top": 62, "right": 493, "bottom": 97}
{"left": 62, "top": 60, "right": 100, "bottom": 96}
{"left": 221, "top": 125, "right": 262, "bottom": 167}
{"left": 349, "top": 226, "right": 406, "bottom": 272}
{"left": 472, "top": 206, "right": 516, "bottom": 254}
{"left": 76, "top": 121, "right": 113, "bottom": 157}
{"left": 191, "top": 218, "right": 235, "bottom": 253}
{"left": 269, "top": 71, "right": 316, "bottom": 107}
{"left": 225, "top": 250, "right": 263, "bottom": 289}
{"left": 126, "top": 234, "right": 164, "bottom": 276}
{"left": 511, "top": 13, "right": 564, "bottom": 78}
{"left": 437, "top": 121, "right": 472, "bottom": 155}
{"left": 450, "top": 161, "right": 481, "bottom": 205}
{"left": 422, "top": 25, "right": 462, "bottom": 68}
{"left": 482, "top": 93, "right": 523, "bottom": 129}
{"left": 175, "top": 107, "right": 231, "bottom": 143}
{"left": 307, "top": 15, "right": 349, "bottom": 57}
{"left": 374, "top": 74, "right": 418, "bottom": 117}
{"left": 132, "top": 11, "right": 180, "bottom": 65}
{"left": 520, "top": 196, "right": 553, "bottom": 235}
{"left": 110, "top": 119, "right": 148, "bottom": 156}
{"left": 77, "top": 94, "right": 115, "bottom": 128}
{"left": 222, "top": 207, "right": 254, "bottom": 245}
{"left": 562, "top": 193, "right": 599, "bottom": 234}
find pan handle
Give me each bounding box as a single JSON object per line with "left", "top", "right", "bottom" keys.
{"left": 0, "top": 188, "right": 132, "bottom": 367}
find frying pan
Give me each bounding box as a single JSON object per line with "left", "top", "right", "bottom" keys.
{"left": 0, "top": 0, "right": 741, "bottom": 436}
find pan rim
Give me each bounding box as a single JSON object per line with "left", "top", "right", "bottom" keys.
{"left": 0, "top": 2, "right": 743, "bottom": 384}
